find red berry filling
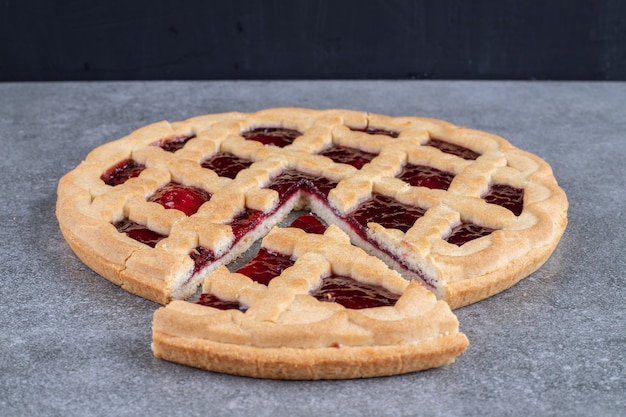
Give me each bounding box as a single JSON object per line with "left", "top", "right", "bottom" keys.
{"left": 319, "top": 145, "right": 377, "bottom": 169}
{"left": 349, "top": 126, "right": 399, "bottom": 138}
{"left": 347, "top": 194, "right": 427, "bottom": 235}
{"left": 201, "top": 152, "right": 253, "bottom": 179}
{"left": 196, "top": 293, "right": 247, "bottom": 311}
{"left": 426, "top": 138, "right": 480, "bottom": 160}
{"left": 101, "top": 159, "right": 146, "bottom": 186}
{"left": 398, "top": 164, "right": 455, "bottom": 190}
{"left": 288, "top": 214, "right": 327, "bottom": 234}
{"left": 268, "top": 170, "right": 337, "bottom": 203}
{"left": 235, "top": 248, "right": 295, "bottom": 286}
{"left": 312, "top": 275, "right": 400, "bottom": 309}
{"left": 242, "top": 127, "right": 301, "bottom": 147}
{"left": 483, "top": 184, "right": 524, "bottom": 216}
{"left": 229, "top": 207, "right": 266, "bottom": 241}
{"left": 189, "top": 247, "right": 217, "bottom": 275}
{"left": 114, "top": 219, "right": 166, "bottom": 248}
{"left": 151, "top": 135, "right": 196, "bottom": 153}
{"left": 446, "top": 222, "right": 494, "bottom": 246}
{"left": 149, "top": 182, "right": 212, "bottom": 216}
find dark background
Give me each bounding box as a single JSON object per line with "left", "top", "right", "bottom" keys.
{"left": 1, "top": 0, "right": 625, "bottom": 81}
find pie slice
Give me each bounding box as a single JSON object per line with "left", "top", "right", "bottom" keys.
{"left": 152, "top": 214, "right": 469, "bottom": 379}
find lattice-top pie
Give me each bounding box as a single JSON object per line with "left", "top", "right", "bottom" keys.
{"left": 56, "top": 107, "right": 568, "bottom": 379}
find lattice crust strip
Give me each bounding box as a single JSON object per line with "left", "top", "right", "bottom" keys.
{"left": 56, "top": 108, "right": 568, "bottom": 309}
{"left": 152, "top": 222, "right": 469, "bottom": 379}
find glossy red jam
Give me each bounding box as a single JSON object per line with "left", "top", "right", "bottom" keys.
{"left": 426, "top": 138, "right": 480, "bottom": 160}
{"left": 189, "top": 246, "right": 217, "bottom": 275}
{"left": 288, "top": 214, "right": 327, "bottom": 234}
{"left": 201, "top": 152, "right": 253, "bottom": 179}
{"left": 268, "top": 170, "right": 338, "bottom": 203}
{"left": 148, "top": 182, "right": 212, "bottom": 216}
{"left": 196, "top": 293, "right": 247, "bottom": 311}
{"left": 312, "top": 275, "right": 400, "bottom": 309}
{"left": 349, "top": 126, "right": 399, "bottom": 138}
{"left": 241, "top": 127, "right": 301, "bottom": 147}
{"left": 446, "top": 222, "right": 494, "bottom": 246}
{"left": 235, "top": 248, "right": 295, "bottom": 286}
{"left": 319, "top": 145, "right": 377, "bottom": 169}
{"left": 114, "top": 219, "right": 166, "bottom": 248}
{"left": 101, "top": 159, "right": 146, "bottom": 186}
{"left": 483, "top": 184, "right": 524, "bottom": 216}
{"left": 398, "top": 164, "right": 455, "bottom": 190}
{"left": 229, "top": 207, "right": 266, "bottom": 241}
{"left": 151, "top": 135, "right": 195, "bottom": 153}
{"left": 347, "top": 194, "right": 426, "bottom": 235}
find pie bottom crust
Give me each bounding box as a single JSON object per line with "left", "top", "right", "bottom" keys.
{"left": 152, "top": 331, "right": 469, "bottom": 380}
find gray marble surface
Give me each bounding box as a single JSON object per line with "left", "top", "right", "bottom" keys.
{"left": 1, "top": 81, "right": 624, "bottom": 417}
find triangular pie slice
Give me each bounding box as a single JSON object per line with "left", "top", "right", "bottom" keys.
{"left": 152, "top": 214, "right": 469, "bottom": 379}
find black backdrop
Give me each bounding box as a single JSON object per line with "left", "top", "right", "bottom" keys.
{"left": 2, "top": 0, "right": 625, "bottom": 81}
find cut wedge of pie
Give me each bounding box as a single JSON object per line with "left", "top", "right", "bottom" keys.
{"left": 56, "top": 107, "right": 568, "bottom": 378}
{"left": 153, "top": 214, "right": 469, "bottom": 379}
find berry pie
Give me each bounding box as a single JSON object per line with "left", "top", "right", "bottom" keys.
{"left": 56, "top": 108, "right": 568, "bottom": 379}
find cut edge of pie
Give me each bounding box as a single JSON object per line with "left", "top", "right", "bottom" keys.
{"left": 152, "top": 220, "right": 469, "bottom": 380}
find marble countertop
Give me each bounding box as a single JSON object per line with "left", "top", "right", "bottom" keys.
{"left": 1, "top": 80, "right": 624, "bottom": 417}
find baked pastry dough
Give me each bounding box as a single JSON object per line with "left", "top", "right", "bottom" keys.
{"left": 56, "top": 107, "right": 568, "bottom": 378}
{"left": 153, "top": 215, "right": 469, "bottom": 379}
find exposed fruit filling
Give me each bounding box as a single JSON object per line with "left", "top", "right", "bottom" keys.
{"left": 426, "top": 138, "right": 480, "bottom": 160}
{"left": 194, "top": 213, "right": 400, "bottom": 311}
{"left": 398, "top": 164, "right": 455, "bottom": 190}
{"left": 116, "top": 150, "right": 497, "bottom": 296}
{"left": 201, "top": 153, "right": 253, "bottom": 179}
{"left": 346, "top": 194, "right": 427, "bottom": 235}
{"left": 242, "top": 127, "right": 302, "bottom": 147}
{"left": 148, "top": 182, "right": 212, "bottom": 216}
{"left": 311, "top": 275, "right": 401, "bottom": 309}
{"left": 483, "top": 184, "right": 524, "bottom": 216}
{"left": 318, "top": 145, "right": 377, "bottom": 169}
{"left": 235, "top": 248, "right": 295, "bottom": 286}
{"left": 287, "top": 213, "right": 327, "bottom": 234}
{"left": 152, "top": 135, "right": 196, "bottom": 153}
{"left": 114, "top": 219, "right": 166, "bottom": 248}
{"left": 101, "top": 159, "right": 146, "bottom": 186}
{"left": 196, "top": 293, "right": 247, "bottom": 311}
{"left": 268, "top": 170, "right": 337, "bottom": 203}
{"left": 446, "top": 222, "right": 495, "bottom": 246}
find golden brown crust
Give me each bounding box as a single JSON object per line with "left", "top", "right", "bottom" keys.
{"left": 56, "top": 107, "right": 568, "bottom": 378}
{"left": 152, "top": 331, "right": 469, "bottom": 380}
{"left": 151, "top": 224, "right": 469, "bottom": 379}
